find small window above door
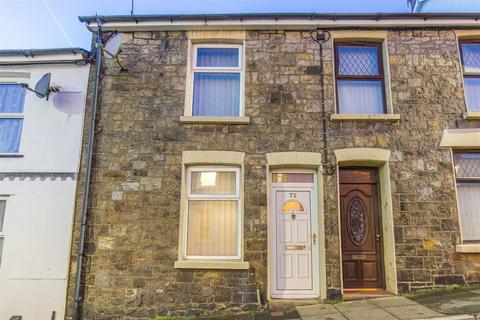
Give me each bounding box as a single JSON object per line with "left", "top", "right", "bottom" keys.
{"left": 272, "top": 173, "right": 314, "bottom": 183}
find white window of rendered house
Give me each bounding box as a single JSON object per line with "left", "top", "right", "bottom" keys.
{"left": 187, "top": 44, "right": 244, "bottom": 117}
{"left": 454, "top": 151, "right": 480, "bottom": 242}
{"left": 184, "top": 166, "right": 241, "bottom": 259}
{"left": 0, "top": 84, "right": 26, "bottom": 154}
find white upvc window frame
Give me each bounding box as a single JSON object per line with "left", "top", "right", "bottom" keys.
{"left": 0, "top": 197, "right": 7, "bottom": 266}
{"left": 0, "top": 83, "right": 25, "bottom": 155}
{"left": 185, "top": 43, "right": 245, "bottom": 117}
{"left": 183, "top": 166, "right": 241, "bottom": 260}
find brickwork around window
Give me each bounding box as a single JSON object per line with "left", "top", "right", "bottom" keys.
{"left": 66, "top": 29, "right": 480, "bottom": 318}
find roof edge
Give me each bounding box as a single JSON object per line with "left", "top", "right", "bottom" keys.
{"left": 0, "top": 48, "right": 89, "bottom": 57}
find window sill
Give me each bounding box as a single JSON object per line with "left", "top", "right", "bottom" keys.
{"left": 330, "top": 114, "right": 401, "bottom": 122}
{"left": 463, "top": 111, "right": 480, "bottom": 120}
{"left": 174, "top": 260, "right": 250, "bottom": 270}
{"left": 456, "top": 244, "right": 480, "bottom": 253}
{"left": 180, "top": 116, "right": 250, "bottom": 125}
{"left": 0, "top": 153, "right": 23, "bottom": 158}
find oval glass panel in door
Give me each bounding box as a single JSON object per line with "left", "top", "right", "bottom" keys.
{"left": 347, "top": 197, "right": 368, "bottom": 246}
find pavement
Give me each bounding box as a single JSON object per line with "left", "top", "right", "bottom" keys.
{"left": 270, "top": 294, "right": 480, "bottom": 320}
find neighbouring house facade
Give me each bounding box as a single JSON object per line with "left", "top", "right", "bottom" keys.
{"left": 0, "top": 49, "right": 90, "bottom": 319}
{"left": 411, "top": 0, "right": 480, "bottom": 12}
{"left": 67, "top": 13, "right": 480, "bottom": 318}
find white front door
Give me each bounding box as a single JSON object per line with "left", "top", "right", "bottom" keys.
{"left": 270, "top": 171, "right": 319, "bottom": 298}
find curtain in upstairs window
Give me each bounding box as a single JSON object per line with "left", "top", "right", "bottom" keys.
{"left": 196, "top": 48, "right": 239, "bottom": 68}
{"left": 0, "top": 84, "right": 26, "bottom": 113}
{"left": 192, "top": 73, "right": 240, "bottom": 116}
{"left": 0, "top": 119, "right": 23, "bottom": 153}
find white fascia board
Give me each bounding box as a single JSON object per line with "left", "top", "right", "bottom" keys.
{"left": 0, "top": 53, "right": 86, "bottom": 65}
{"left": 86, "top": 18, "right": 480, "bottom": 32}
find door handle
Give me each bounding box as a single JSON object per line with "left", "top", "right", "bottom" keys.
{"left": 312, "top": 233, "right": 317, "bottom": 245}
{"left": 376, "top": 234, "right": 382, "bottom": 241}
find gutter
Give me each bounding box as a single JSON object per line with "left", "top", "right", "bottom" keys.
{"left": 0, "top": 49, "right": 89, "bottom": 66}
{"left": 78, "top": 12, "right": 480, "bottom": 32}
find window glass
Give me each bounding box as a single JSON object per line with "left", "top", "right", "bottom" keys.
{"left": 335, "top": 43, "right": 385, "bottom": 114}
{"left": 0, "top": 118, "right": 23, "bottom": 153}
{"left": 197, "top": 48, "right": 239, "bottom": 68}
{"left": 186, "top": 167, "right": 240, "bottom": 258}
{"left": 464, "top": 78, "right": 480, "bottom": 111}
{"left": 338, "top": 46, "right": 379, "bottom": 76}
{"left": 272, "top": 173, "right": 314, "bottom": 183}
{"left": 192, "top": 73, "right": 240, "bottom": 116}
{"left": 454, "top": 152, "right": 480, "bottom": 242}
{"left": 186, "top": 200, "right": 238, "bottom": 256}
{"left": 461, "top": 43, "right": 480, "bottom": 73}
{"left": 190, "top": 170, "right": 236, "bottom": 195}
{"left": 0, "top": 84, "right": 26, "bottom": 113}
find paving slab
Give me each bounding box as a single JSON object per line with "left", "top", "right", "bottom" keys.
{"left": 334, "top": 299, "right": 377, "bottom": 312}
{"left": 296, "top": 304, "right": 339, "bottom": 317}
{"left": 341, "top": 308, "right": 398, "bottom": 320}
{"left": 384, "top": 304, "right": 444, "bottom": 320}
{"left": 369, "top": 296, "right": 418, "bottom": 308}
{"left": 411, "top": 290, "right": 480, "bottom": 316}
{"left": 301, "top": 313, "right": 348, "bottom": 320}
{"left": 417, "top": 315, "right": 475, "bottom": 320}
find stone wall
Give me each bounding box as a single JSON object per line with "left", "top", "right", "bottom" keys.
{"left": 67, "top": 29, "right": 480, "bottom": 318}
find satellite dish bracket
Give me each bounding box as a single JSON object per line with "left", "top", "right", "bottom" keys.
{"left": 21, "top": 73, "right": 60, "bottom": 101}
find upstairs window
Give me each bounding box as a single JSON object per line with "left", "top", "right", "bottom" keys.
{"left": 190, "top": 45, "right": 243, "bottom": 116}
{"left": 335, "top": 43, "right": 386, "bottom": 114}
{"left": 459, "top": 40, "right": 480, "bottom": 111}
{"left": 454, "top": 151, "right": 480, "bottom": 242}
{"left": 0, "top": 84, "right": 25, "bottom": 153}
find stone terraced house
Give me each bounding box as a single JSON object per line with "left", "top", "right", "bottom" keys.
{"left": 68, "top": 12, "right": 480, "bottom": 319}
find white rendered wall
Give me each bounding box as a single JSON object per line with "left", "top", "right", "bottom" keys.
{"left": 0, "top": 62, "right": 89, "bottom": 320}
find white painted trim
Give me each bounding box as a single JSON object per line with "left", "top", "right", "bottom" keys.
{"left": 456, "top": 244, "right": 480, "bottom": 253}
{"left": 269, "top": 169, "right": 320, "bottom": 299}
{"left": 86, "top": 19, "right": 480, "bottom": 33}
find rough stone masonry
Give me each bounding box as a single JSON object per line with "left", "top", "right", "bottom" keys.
{"left": 66, "top": 29, "right": 480, "bottom": 318}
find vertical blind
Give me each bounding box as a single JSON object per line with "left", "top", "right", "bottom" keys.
{"left": 186, "top": 170, "right": 239, "bottom": 257}
{"left": 192, "top": 47, "right": 241, "bottom": 116}
{"left": 336, "top": 45, "right": 385, "bottom": 114}
{"left": 0, "top": 84, "right": 25, "bottom": 153}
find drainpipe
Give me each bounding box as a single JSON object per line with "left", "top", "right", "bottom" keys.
{"left": 310, "top": 29, "right": 335, "bottom": 176}
{"left": 72, "top": 17, "right": 103, "bottom": 320}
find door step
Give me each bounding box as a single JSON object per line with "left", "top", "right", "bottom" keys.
{"left": 268, "top": 298, "right": 322, "bottom": 311}
{"left": 343, "top": 288, "right": 393, "bottom": 301}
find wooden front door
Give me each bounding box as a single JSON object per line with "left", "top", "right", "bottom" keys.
{"left": 339, "top": 168, "right": 384, "bottom": 289}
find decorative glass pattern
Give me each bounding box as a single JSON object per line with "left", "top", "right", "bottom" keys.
{"left": 454, "top": 153, "right": 480, "bottom": 178}
{"left": 347, "top": 197, "right": 368, "bottom": 246}
{"left": 338, "top": 46, "right": 379, "bottom": 76}
{"left": 197, "top": 48, "right": 239, "bottom": 68}
{"left": 282, "top": 199, "right": 304, "bottom": 213}
{"left": 461, "top": 43, "right": 480, "bottom": 73}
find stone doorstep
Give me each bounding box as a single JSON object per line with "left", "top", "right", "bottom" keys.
{"left": 269, "top": 299, "right": 324, "bottom": 311}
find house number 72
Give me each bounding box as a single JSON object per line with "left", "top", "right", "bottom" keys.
{"left": 289, "top": 193, "right": 296, "bottom": 198}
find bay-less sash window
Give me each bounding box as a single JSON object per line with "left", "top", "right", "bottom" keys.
{"left": 335, "top": 43, "right": 386, "bottom": 114}
{"left": 454, "top": 152, "right": 480, "bottom": 242}
{"left": 191, "top": 45, "right": 242, "bottom": 116}
{"left": 0, "top": 84, "right": 26, "bottom": 153}
{"left": 459, "top": 40, "right": 480, "bottom": 111}
{"left": 185, "top": 167, "right": 241, "bottom": 259}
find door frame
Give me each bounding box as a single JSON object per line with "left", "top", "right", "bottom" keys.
{"left": 268, "top": 168, "right": 320, "bottom": 299}
{"left": 338, "top": 167, "right": 385, "bottom": 289}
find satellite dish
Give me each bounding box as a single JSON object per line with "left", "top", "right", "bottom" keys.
{"left": 21, "top": 72, "right": 59, "bottom": 100}
{"left": 104, "top": 34, "right": 122, "bottom": 59}
{"left": 34, "top": 73, "right": 51, "bottom": 98}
